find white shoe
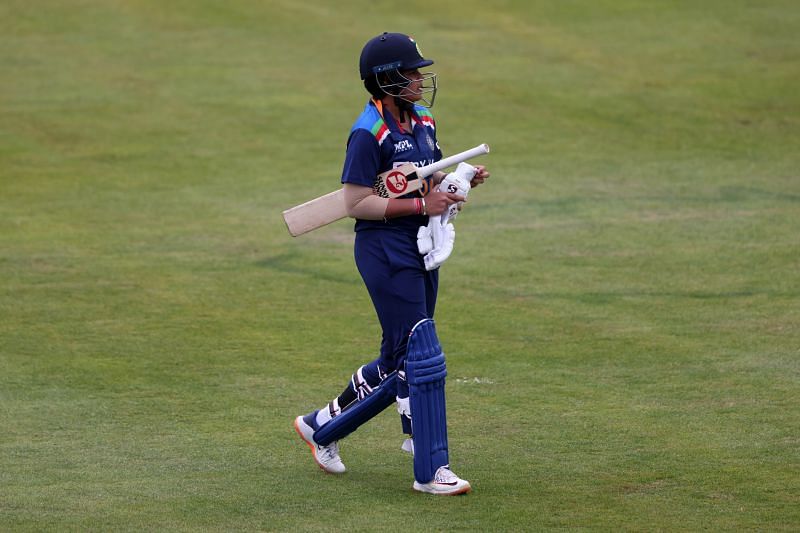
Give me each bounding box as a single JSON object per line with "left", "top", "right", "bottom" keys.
{"left": 413, "top": 465, "right": 471, "bottom": 495}
{"left": 293, "top": 416, "right": 346, "bottom": 474}
{"left": 401, "top": 438, "right": 414, "bottom": 455}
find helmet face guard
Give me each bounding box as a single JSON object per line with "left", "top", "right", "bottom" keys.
{"left": 376, "top": 69, "right": 437, "bottom": 108}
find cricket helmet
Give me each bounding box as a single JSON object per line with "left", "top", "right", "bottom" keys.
{"left": 359, "top": 32, "right": 433, "bottom": 79}
{"left": 360, "top": 32, "right": 437, "bottom": 108}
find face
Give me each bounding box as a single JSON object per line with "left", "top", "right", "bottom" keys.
{"left": 376, "top": 68, "right": 437, "bottom": 108}
{"left": 399, "top": 69, "right": 423, "bottom": 101}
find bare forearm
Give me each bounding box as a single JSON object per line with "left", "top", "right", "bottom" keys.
{"left": 343, "top": 183, "right": 422, "bottom": 220}
{"left": 384, "top": 197, "right": 424, "bottom": 218}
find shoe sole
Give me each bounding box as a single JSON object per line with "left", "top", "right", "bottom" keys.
{"left": 413, "top": 482, "right": 472, "bottom": 496}
{"left": 293, "top": 416, "right": 344, "bottom": 474}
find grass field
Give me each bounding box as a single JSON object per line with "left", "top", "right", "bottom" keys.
{"left": 2, "top": 0, "right": 799, "bottom": 530}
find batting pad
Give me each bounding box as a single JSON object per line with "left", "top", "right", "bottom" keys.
{"left": 313, "top": 372, "right": 398, "bottom": 446}
{"left": 406, "top": 319, "right": 449, "bottom": 483}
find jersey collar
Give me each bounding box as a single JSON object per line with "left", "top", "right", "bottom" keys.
{"left": 371, "top": 98, "right": 417, "bottom": 134}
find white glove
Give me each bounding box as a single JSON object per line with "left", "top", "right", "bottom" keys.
{"left": 437, "top": 162, "right": 475, "bottom": 224}
{"left": 418, "top": 215, "right": 455, "bottom": 270}
{"left": 417, "top": 223, "right": 434, "bottom": 254}
{"left": 416, "top": 162, "right": 477, "bottom": 270}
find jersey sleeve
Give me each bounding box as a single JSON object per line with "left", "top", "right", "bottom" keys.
{"left": 341, "top": 128, "right": 381, "bottom": 187}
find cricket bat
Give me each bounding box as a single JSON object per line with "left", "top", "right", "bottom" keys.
{"left": 282, "top": 143, "right": 490, "bottom": 237}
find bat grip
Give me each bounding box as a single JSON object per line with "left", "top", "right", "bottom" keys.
{"left": 416, "top": 143, "right": 490, "bottom": 179}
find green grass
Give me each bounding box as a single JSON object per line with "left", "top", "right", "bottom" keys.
{"left": 2, "top": 0, "right": 799, "bottom": 530}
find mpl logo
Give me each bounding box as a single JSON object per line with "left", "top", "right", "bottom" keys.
{"left": 394, "top": 139, "right": 413, "bottom": 154}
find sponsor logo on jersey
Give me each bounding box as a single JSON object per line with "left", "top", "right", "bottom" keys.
{"left": 395, "top": 159, "right": 433, "bottom": 168}
{"left": 394, "top": 139, "right": 413, "bottom": 154}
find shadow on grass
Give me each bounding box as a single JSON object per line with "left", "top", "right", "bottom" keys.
{"left": 255, "top": 252, "right": 359, "bottom": 286}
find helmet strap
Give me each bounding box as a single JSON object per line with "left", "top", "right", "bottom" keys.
{"left": 395, "top": 97, "right": 414, "bottom": 115}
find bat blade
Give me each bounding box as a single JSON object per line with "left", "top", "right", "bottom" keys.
{"left": 282, "top": 165, "right": 424, "bottom": 237}
{"left": 282, "top": 189, "right": 347, "bottom": 237}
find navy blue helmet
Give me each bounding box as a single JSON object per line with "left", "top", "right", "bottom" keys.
{"left": 359, "top": 32, "right": 434, "bottom": 79}
{"left": 359, "top": 33, "right": 437, "bottom": 108}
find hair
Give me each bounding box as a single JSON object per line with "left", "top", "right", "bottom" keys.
{"left": 364, "top": 74, "right": 385, "bottom": 99}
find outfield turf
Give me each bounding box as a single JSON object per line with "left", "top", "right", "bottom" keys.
{"left": 2, "top": 0, "right": 799, "bottom": 530}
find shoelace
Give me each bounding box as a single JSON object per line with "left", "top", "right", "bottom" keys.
{"left": 435, "top": 467, "right": 458, "bottom": 483}
{"left": 318, "top": 441, "right": 340, "bottom": 463}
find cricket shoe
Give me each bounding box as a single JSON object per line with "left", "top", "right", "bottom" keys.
{"left": 293, "top": 414, "right": 346, "bottom": 474}
{"left": 413, "top": 466, "right": 471, "bottom": 495}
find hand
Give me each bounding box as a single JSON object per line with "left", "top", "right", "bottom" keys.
{"left": 470, "top": 165, "right": 490, "bottom": 188}
{"left": 424, "top": 191, "right": 465, "bottom": 216}
{"left": 438, "top": 163, "right": 473, "bottom": 222}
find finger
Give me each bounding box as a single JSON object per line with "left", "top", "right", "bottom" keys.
{"left": 445, "top": 193, "right": 466, "bottom": 203}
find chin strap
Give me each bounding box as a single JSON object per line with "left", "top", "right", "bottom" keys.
{"left": 395, "top": 97, "right": 413, "bottom": 114}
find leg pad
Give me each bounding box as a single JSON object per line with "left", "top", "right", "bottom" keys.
{"left": 407, "top": 319, "right": 449, "bottom": 483}
{"left": 314, "top": 373, "right": 397, "bottom": 446}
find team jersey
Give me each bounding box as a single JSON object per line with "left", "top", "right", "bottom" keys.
{"left": 341, "top": 99, "right": 443, "bottom": 233}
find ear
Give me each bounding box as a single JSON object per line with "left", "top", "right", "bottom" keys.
{"left": 377, "top": 72, "right": 393, "bottom": 85}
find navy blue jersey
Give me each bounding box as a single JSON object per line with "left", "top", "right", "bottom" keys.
{"left": 341, "top": 99, "right": 443, "bottom": 233}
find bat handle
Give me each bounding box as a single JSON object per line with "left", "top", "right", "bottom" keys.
{"left": 417, "top": 143, "right": 490, "bottom": 179}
